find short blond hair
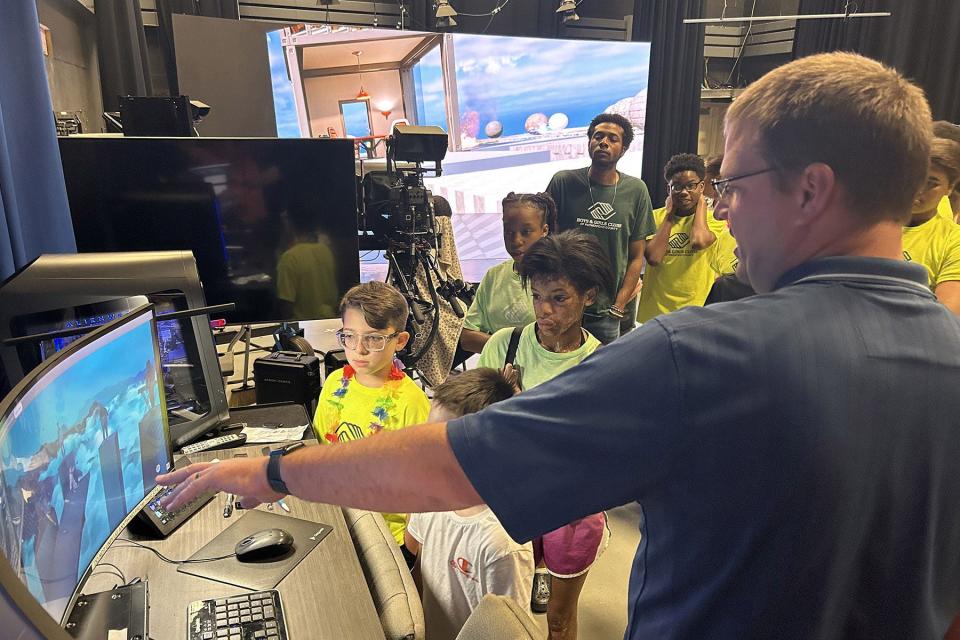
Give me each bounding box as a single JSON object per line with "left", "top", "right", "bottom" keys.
{"left": 339, "top": 281, "right": 408, "bottom": 331}
{"left": 726, "top": 52, "right": 932, "bottom": 223}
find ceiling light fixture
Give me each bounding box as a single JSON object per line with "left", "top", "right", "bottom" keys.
{"left": 435, "top": 0, "right": 458, "bottom": 29}
{"left": 352, "top": 50, "right": 370, "bottom": 101}
{"left": 557, "top": 0, "right": 579, "bottom": 25}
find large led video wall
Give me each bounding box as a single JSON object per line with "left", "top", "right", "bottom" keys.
{"left": 268, "top": 25, "right": 650, "bottom": 269}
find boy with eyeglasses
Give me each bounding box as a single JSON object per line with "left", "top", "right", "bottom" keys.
{"left": 902, "top": 137, "right": 960, "bottom": 314}
{"left": 312, "top": 281, "right": 430, "bottom": 546}
{"left": 636, "top": 153, "right": 728, "bottom": 323}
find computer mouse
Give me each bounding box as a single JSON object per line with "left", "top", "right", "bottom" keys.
{"left": 234, "top": 528, "right": 295, "bottom": 562}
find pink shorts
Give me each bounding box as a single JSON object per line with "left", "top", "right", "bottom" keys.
{"left": 533, "top": 512, "right": 610, "bottom": 578}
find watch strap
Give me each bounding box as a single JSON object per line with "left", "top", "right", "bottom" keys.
{"left": 266, "top": 442, "right": 303, "bottom": 495}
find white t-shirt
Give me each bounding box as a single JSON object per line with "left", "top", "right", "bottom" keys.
{"left": 407, "top": 507, "right": 534, "bottom": 640}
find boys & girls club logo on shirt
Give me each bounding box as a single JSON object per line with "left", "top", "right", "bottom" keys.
{"left": 668, "top": 233, "right": 691, "bottom": 250}
{"left": 589, "top": 201, "right": 617, "bottom": 222}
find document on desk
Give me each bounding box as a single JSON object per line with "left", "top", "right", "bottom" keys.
{"left": 241, "top": 424, "right": 308, "bottom": 444}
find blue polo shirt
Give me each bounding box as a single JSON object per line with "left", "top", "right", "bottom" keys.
{"left": 448, "top": 257, "right": 960, "bottom": 639}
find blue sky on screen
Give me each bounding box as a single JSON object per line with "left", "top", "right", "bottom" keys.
{"left": 413, "top": 45, "right": 447, "bottom": 130}
{"left": 4, "top": 321, "right": 156, "bottom": 459}
{"left": 342, "top": 101, "right": 372, "bottom": 137}
{"left": 415, "top": 34, "right": 650, "bottom": 139}
{"left": 267, "top": 30, "right": 301, "bottom": 138}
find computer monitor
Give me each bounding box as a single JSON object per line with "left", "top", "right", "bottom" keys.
{"left": 59, "top": 136, "right": 361, "bottom": 325}
{"left": 0, "top": 305, "right": 172, "bottom": 625}
{"left": 0, "top": 251, "right": 230, "bottom": 448}
{"left": 0, "top": 559, "right": 71, "bottom": 640}
{"left": 119, "top": 95, "right": 193, "bottom": 137}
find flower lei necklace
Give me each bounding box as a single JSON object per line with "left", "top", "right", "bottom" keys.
{"left": 324, "top": 358, "right": 406, "bottom": 443}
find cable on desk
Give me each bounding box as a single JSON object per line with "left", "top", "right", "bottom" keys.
{"left": 88, "top": 570, "right": 125, "bottom": 586}
{"left": 113, "top": 538, "right": 237, "bottom": 564}
{"left": 92, "top": 560, "right": 127, "bottom": 585}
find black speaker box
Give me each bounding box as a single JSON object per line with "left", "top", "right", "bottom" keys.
{"left": 253, "top": 351, "right": 322, "bottom": 412}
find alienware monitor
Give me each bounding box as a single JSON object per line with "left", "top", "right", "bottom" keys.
{"left": 0, "top": 252, "right": 230, "bottom": 449}
{"left": 0, "top": 305, "right": 172, "bottom": 624}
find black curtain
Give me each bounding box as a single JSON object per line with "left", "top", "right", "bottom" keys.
{"left": 157, "top": 0, "right": 240, "bottom": 96}
{"left": 794, "top": 0, "right": 960, "bottom": 122}
{"left": 401, "top": 0, "right": 559, "bottom": 37}
{"left": 95, "top": 0, "right": 153, "bottom": 111}
{"left": 633, "top": 0, "right": 706, "bottom": 207}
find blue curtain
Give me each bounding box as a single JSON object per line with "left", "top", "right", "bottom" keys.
{"left": 0, "top": 2, "right": 76, "bottom": 282}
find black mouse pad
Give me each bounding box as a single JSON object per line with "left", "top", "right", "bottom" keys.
{"left": 177, "top": 509, "right": 332, "bottom": 590}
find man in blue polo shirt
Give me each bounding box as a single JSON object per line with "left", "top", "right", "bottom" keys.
{"left": 161, "top": 52, "right": 960, "bottom": 639}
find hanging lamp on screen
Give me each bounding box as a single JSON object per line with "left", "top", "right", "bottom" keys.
{"left": 353, "top": 50, "right": 370, "bottom": 101}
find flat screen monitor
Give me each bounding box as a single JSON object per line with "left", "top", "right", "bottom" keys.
{"left": 0, "top": 305, "right": 171, "bottom": 624}
{"left": 59, "top": 137, "right": 361, "bottom": 325}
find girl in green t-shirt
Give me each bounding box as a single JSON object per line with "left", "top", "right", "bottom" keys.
{"left": 477, "top": 230, "right": 614, "bottom": 639}
{"left": 460, "top": 192, "right": 557, "bottom": 353}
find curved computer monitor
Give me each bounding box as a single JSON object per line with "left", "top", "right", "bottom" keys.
{"left": 0, "top": 251, "right": 230, "bottom": 448}
{"left": 0, "top": 554, "right": 72, "bottom": 640}
{"left": 0, "top": 305, "right": 172, "bottom": 625}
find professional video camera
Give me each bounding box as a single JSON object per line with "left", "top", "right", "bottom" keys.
{"left": 360, "top": 125, "right": 474, "bottom": 383}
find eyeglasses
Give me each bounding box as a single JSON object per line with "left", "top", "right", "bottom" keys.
{"left": 335, "top": 330, "right": 400, "bottom": 352}
{"left": 711, "top": 167, "right": 778, "bottom": 199}
{"left": 668, "top": 180, "right": 704, "bottom": 194}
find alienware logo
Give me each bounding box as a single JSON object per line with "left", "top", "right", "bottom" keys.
{"left": 589, "top": 202, "right": 617, "bottom": 221}
{"left": 668, "top": 233, "right": 691, "bottom": 250}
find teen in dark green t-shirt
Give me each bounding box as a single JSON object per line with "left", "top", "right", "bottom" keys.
{"left": 546, "top": 114, "right": 654, "bottom": 343}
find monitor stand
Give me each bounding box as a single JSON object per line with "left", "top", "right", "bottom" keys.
{"left": 64, "top": 581, "right": 149, "bottom": 640}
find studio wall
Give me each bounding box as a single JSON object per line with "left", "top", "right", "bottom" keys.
{"left": 172, "top": 14, "right": 278, "bottom": 137}
{"left": 36, "top": 0, "right": 104, "bottom": 134}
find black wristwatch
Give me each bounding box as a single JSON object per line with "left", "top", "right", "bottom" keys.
{"left": 266, "top": 442, "right": 304, "bottom": 495}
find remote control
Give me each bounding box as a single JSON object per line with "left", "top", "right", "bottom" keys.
{"left": 181, "top": 433, "right": 247, "bottom": 454}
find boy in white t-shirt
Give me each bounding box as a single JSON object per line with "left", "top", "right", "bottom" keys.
{"left": 405, "top": 368, "right": 534, "bottom": 640}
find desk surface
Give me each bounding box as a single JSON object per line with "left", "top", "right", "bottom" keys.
{"left": 83, "top": 445, "right": 383, "bottom": 639}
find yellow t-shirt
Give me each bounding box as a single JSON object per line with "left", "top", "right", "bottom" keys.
{"left": 937, "top": 196, "right": 955, "bottom": 222}
{"left": 275, "top": 241, "right": 338, "bottom": 320}
{"left": 637, "top": 208, "right": 729, "bottom": 323}
{"left": 312, "top": 367, "right": 430, "bottom": 544}
{"left": 902, "top": 215, "right": 960, "bottom": 288}
{"left": 709, "top": 228, "right": 739, "bottom": 276}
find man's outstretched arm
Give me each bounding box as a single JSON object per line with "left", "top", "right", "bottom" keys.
{"left": 157, "top": 422, "right": 482, "bottom": 513}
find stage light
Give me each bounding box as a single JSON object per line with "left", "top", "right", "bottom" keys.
{"left": 557, "top": 0, "right": 579, "bottom": 24}
{"left": 435, "top": 0, "right": 458, "bottom": 28}
{"left": 189, "top": 99, "right": 211, "bottom": 124}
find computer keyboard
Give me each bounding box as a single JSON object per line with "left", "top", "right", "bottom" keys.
{"left": 187, "top": 590, "right": 288, "bottom": 640}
